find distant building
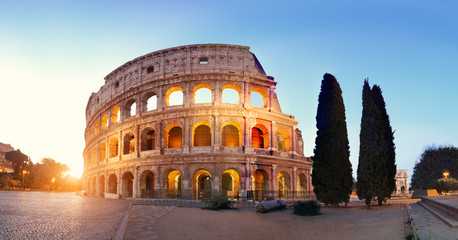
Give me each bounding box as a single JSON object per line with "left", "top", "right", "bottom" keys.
{"left": 394, "top": 170, "right": 408, "bottom": 195}
{"left": 0, "top": 142, "right": 14, "bottom": 173}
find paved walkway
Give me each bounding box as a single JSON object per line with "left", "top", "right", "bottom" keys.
{"left": 409, "top": 203, "right": 458, "bottom": 240}
{"left": 0, "top": 191, "right": 131, "bottom": 239}
{"left": 123, "top": 205, "right": 175, "bottom": 240}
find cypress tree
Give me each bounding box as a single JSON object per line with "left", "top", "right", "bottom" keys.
{"left": 371, "top": 85, "right": 396, "bottom": 205}
{"left": 312, "top": 73, "right": 353, "bottom": 206}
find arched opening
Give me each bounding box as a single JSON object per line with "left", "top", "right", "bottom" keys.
{"left": 94, "top": 121, "right": 99, "bottom": 135}
{"left": 252, "top": 124, "right": 268, "bottom": 149}
{"left": 123, "top": 133, "right": 135, "bottom": 155}
{"left": 140, "top": 170, "right": 154, "bottom": 198}
{"left": 401, "top": 186, "right": 405, "bottom": 193}
{"left": 122, "top": 172, "right": 134, "bottom": 198}
{"left": 101, "top": 114, "right": 108, "bottom": 129}
{"left": 166, "top": 170, "right": 181, "bottom": 198}
{"left": 108, "top": 174, "right": 117, "bottom": 194}
{"left": 222, "top": 125, "right": 240, "bottom": 147}
{"left": 92, "top": 177, "right": 96, "bottom": 195}
{"left": 90, "top": 125, "right": 94, "bottom": 137}
{"left": 194, "top": 84, "right": 212, "bottom": 104}
{"left": 125, "top": 99, "right": 136, "bottom": 118}
{"left": 166, "top": 87, "right": 183, "bottom": 106}
{"left": 277, "top": 171, "right": 291, "bottom": 199}
{"left": 193, "top": 124, "right": 211, "bottom": 146}
{"left": 252, "top": 169, "right": 269, "bottom": 201}
{"left": 168, "top": 126, "right": 182, "bottom": 148}
{"left": 92, "top": 147, "right": 97, "bottom": 163}
{"left": 222, "top": 169, "right": 240, "bottom": 199}
{"left": 141, "top": 128, "right": 155, "bottom": 151}
{"left": 251, "top": 91, "right": 263, "bottom": 107}
{"left": 99, "top": 175, "right": 105, "bottom": 197}
{"left": 222, "top": 88, "right": 240, "bottom": 104}
{"left": 109, "top": 138, "right": 119, "bottom": 158}
{"left": 99, "top": 143, "right": 106, "bottom": 161}
{"left": 111, "top": 106, "right": 121, "bottom": 124}
{"left": 276, "top": 129, "right": 290, "bottom": 152}
{"left": 297, "top": 173, "right": 307, "bottom": 198}
{"left": 145, "top": 93, "right": 157, "bottom": 111}
{"left": 193, "top": 169, "right": 212, "bottom": 200}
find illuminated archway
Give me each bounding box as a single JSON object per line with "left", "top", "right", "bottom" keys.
{"left": 222, "top": 84, "right": 241, "bottom": 104}
{"left": 252, "top": 124, "right": 268, "bottom": 149}
{"left": 122, "top": 171, "right": 134, "bottom": 198}
{"left": 140, "top": 170, "right": 154, "bottom": 198}
{"left": 222, "top": 169, "right": 240, "bottom": 199}
{"left": 165, "top": 86, "right": 183, "bottom": 106}
{"left": 192, "top": 121, "right": 211, "bottom": 146}
{"left": 109, "top": 138, "right": 119, "bottom": 157}
{"left": 251, "top": 88, "right": 267, "bottom": 108}
{"left": 193, "top": 169, "right": 212, "bottom": 200}
{"left": 101, "top": 114, "right": 108, "bottom": 129}
{"left": 277, "top": 171, "right": 291, "bottom": 199}
{"left": 99, "top": 142, "right": 106, "bottom": 161}
{"left": 123, "top": 133, "right": 135, "bottom": 155}
{"left": 92, "top": 176, "right": 96, "bottom": 195}
{"left": 111, "top": 106, "right": 121, "bottom": 124}
{"left": 276, "top": 129, "right": 290, "bottom": 152}
{"left": 166, "top": 170, "right": 181, "bottom": 198}
{"left": 297, "top": 173, "right": 307, "bottom": 198}
{"left": 167, "top": 125, "right": 183, "bottom": 148}
{"left": 108, "top": 174, "right": 117, "bottom": 194}
{"left": 193, "top": 84, "right": 212, "bottom": 104}
{"left": 222, "top": 121, "right": 241, "bottom": 147}
{"left": 252, "top": 169, "right": 269, "bottom": 201}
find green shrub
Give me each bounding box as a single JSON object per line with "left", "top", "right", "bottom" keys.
{"left": 203, "top": 196, "right": 233, "bottom": 210}
{"left": 293, "top": 200, "right": 321, "bottom": 216}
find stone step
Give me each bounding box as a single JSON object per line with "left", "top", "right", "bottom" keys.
{"left": 418, "top": 200, "right": 458, "bottom": 228}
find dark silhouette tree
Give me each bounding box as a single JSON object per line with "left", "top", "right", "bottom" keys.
{"left": 5, "top": 149, "right": 30, "bottom": 179}
{"left": 411, "top": 145, "right": 458, "bottom": 189}
{"left": 312, "top": 73, "right": 353, "bottom": 206}
{"left": 357, "top": 80, "right": 396, "bottom": 207}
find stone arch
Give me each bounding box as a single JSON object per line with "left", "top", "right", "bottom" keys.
{"left": 222, "top": 169, "right": 240, "bottom": 199}
{"left": 123, "top": 132, "right": 135, "bottom": 155}
{"left": 165, "top": 124, "right": 183, "bottom": 148}
{"left": 192, "top": 121, "right": 211, "bottom": 147}
{"left": 297, "top": 173, "right": 307, "bottom": 198}
{"left": 124, "top": 99, "right": 136, "bottom": 118}
{"left": 222, "top": 121, "right": 241, "bottom": 147}
{"left": 140, "top": 170, "right": 155, "bottom": 198}
{"left": 193, "top": 83, "right": 212, "bottom": 104}
{"left": 165, "top": 86, "right": 183, "bottom": 106}
{"left": 222, "top": 84, "right": 241, "bottom": 104}
{"left": 99, "top": 142, "right": 106, "bottom": 161}
{"left": 251, "top": 124, "right": 269, "bottom": 149}
{"left": 251, "top": 87, "right": 267, "bottom": 108}
{"left": 109, "top": 137, "right": 119, "bottom": 157}
{"left": 143, "top": 92, "right": 158, "bottom": 112}
{"left": 111, "top": 106, "right": 121, "bottom": 124}
{"left": 108, "top": 174, "right": 117, "bottom": 194}
{"left": 276, "top": 129, "right": 290, "bottom": 152}
{"left": 141, "top": 127, "right": 156, "bottom": 151}
{"left": 101, "top": 114, "right": 108, "bottom": 129}
{"left": 193, "top": 169, "right": 212, "bottom": 200}
{"left": 252, "top": 169, "right": 269, "bottom": 201}
{"left": 277, "top": 171, "right": 291, "bottom": 199}
{"left": 99, "top": 175, "right": 105, "bottom": 197}
{"left": 165, "top": 169, "right": 182, "bottom": 198}
{"left": 122, "top": 171, "right": 134, "bottom": 198}
{"left": 94, "top": 121, "right": 99, "bottom": 135}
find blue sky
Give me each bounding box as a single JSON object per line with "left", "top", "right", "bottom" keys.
{"left": 1, "top": 0, "right": 457, "bottom": 178}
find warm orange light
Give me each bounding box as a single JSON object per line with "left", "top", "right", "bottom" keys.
{"left": 23, "top": 170, "right": 28, "bottom": 174}
{"left": 52, "top": 177, "right": 56, "bottom": 183}
{"left": 443, "top": 171, "right": 450, "bottom": 178}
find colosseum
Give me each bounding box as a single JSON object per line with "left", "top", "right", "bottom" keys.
{"left": 83, "top": 44, "right": 312, "bottom": 201}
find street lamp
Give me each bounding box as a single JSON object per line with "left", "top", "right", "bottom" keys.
{"left": 22, "top": 170, "right": 28, "bottom": 189}
{"left": 51, "top": 177, "right": 56, "bottom": 192}
{"left": 443, "top": 171, "right": 450, "bottom": 179}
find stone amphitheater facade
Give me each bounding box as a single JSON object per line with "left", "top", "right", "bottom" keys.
{"left": 82, "top": 44, "right": 312, "bottom": 201}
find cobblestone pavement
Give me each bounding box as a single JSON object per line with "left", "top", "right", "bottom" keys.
{"left": 0, "top": 191, "right": 131, "bottom": 240}
{"left": 409, "top": 203, "right": 458, "bottom": 240}
{"left": 123, "top": 205, "right": 175, "bottom": 240}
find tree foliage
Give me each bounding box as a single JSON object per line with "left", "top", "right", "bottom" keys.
{"left": 5, "top": 149, "right": 31, "bottom": 179}
{"left": 357, "top": 80, "right": 396, "bottom": 207}
{"left": 411, "top": 145, "right": 458, "bottom": 189}
{"left": 312, "top": 73, "right": 353, "bottom": 206}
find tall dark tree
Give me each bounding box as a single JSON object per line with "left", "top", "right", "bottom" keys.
{"left": 357, "top": 80, "right": 379, "bottom": 208}
{"left": 411, "top": 145, "right": 458, "bottom": 189}
{"left": 371, "top": 85, "right": 396, "bottom": 205}
{"left": 312, "top": 73, "right": 353, "bottom": 206}
{"left": 357, "top": 80, "right": 396, "bottom": 207}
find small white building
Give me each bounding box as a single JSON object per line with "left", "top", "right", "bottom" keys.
{"left": 394, "top": 170, "right": 409, "bottom": 195}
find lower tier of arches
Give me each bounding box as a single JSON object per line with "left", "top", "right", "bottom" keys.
{"left": 83, "top": 161, "right": 312, "bottom": 201}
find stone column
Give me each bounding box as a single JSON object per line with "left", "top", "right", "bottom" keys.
{"left": 271, "top": 165, "right": 277, "bottom": 200}
{"left": 292, "top": 167, "right": 297, "bottom": 199}
{"left": 133, "top": 166, "right": 139, "bottom": 198}
{"left": 104, "top": 170, "right": 108, "bottom": 197}
{"left": 117, "top": 169, "right": 121, "bottom": 196}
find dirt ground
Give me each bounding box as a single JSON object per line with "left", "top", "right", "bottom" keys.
{"left": 153, "top": 199, "right": 418, "bottom": 240}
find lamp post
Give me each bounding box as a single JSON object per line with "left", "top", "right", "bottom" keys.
{"left": 443, "top": 171, "right": 450, "bottom": 179}
{"left": 22, "top": 170, "right": 28, "bottom": 190}
{"left": 52, "top": 177, "right": 56, "bottom": 192}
